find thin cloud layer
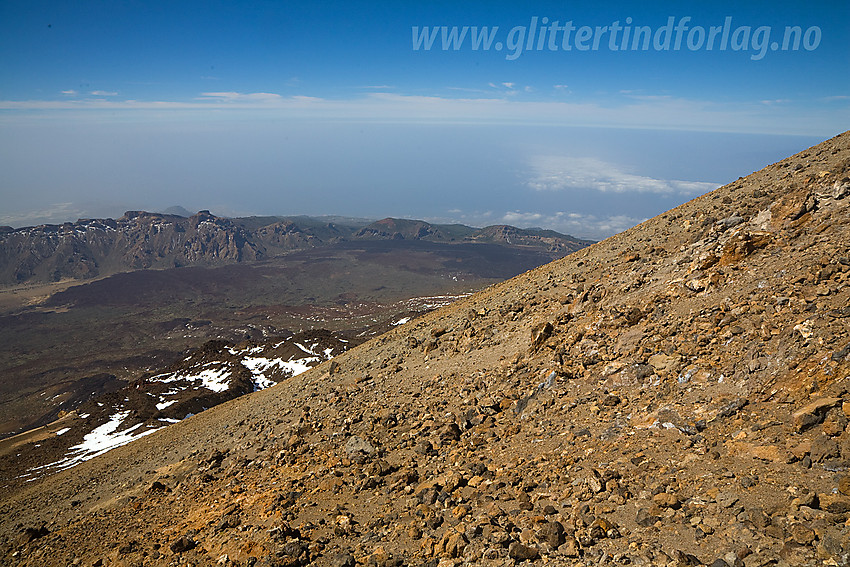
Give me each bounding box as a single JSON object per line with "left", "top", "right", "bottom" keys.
{"left": 526, "top": 156, "right": 719, "bottom": 195}
{"left": 500, "top": 210, "right": 644, "bottom": 240}
{"left": 431, "top": 209, "right": 646, "bottom": 240}
{"left": 0, "top": 91, "right": 843, "bottom": 136}
{"left": 0, "top": 203, "right": 88, "bottom": 227}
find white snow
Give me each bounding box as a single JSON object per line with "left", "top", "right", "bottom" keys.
{"left": 277, "top": 357, "right": 318, "bottom": 376}
{"left": 241, "top": 354, "right": 320, "bottom": 391}
{"left": 30, "top": 411, "right": 161, "bottom": 474}
{"left": 156, "top": 399, "right": 178, "bottom": 410}
{"left": 294, "top": 342, "right": 315, "bottom": 355}
{"left": 152, "top": 367, "right": 232, "bottom": 393}
{"left": 54, "top": 427, "right": 71, "bottom": 436}
{"left": 393, "top": 317, "right": 411, "bottom": 326}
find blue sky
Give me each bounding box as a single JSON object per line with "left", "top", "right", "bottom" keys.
{"left": 1, "top": 1, "right": 847, "bottom": 238}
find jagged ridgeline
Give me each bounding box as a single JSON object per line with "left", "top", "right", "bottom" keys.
{"left": 0, "top": 212, "right": 593, "bottom": 285}
{"left": 1, "top": 132, "right": 849, "bottom": 565}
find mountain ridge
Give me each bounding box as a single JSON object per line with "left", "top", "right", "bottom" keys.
{"left": 0, "top": 213, "right": 593, "bottom": 286}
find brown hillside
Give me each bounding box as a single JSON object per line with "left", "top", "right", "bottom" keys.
{"left": 1, "top": 132, "right": 849, "bottom": 567}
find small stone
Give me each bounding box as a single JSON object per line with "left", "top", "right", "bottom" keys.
{"left": 531, "top": 322, "right": 554, "bottom": 348}
{"left": 635, "top": 508, "right": 660, "bottom": 527}
{"left": 344, "top": 435, "right": 376, "bottom": 459}
{"left": 439, "top": 423, "right": 462, "bottom": 444}
{"left": 674, "top": 550, "right": 703, "bottom": 565}
{"left": 791, "top": 491, "right": 818, "bottom": 510}
{"left": 716, "top": 491, "right": 739, "bottom": 509}
{"left": 561, "top": 536, "right": 580, "bottom": 557}
{"left": 170, "top": 535, "right": 196, "bottom": 553}
{"left": 789, "top": 523, "right": 816, "bottom": 545}
{"left": 652, "top": 492, "right": 680, "bottom": 509}
{"left": 508, "top": 541, "right": 540, "bottom": 561}
{"left": 536, "top": 521, "right": 566, "bottom": 549}
{"left": 792, "top": 398, "right": 842, "bottom": 432}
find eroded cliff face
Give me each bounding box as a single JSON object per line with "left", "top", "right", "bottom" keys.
{"left": 0, "top": 211, "right": 263, "bottom": 284}
{"left": 0, "top": 211, "right": 594, "bottom": 286}
{"left": 1, "top": 132, "right": 849, "bottom": 567}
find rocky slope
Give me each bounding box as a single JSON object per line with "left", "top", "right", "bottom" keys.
{"left": 0, "top": 329, "right": 356, "bottom": 490}
{"left": 0, "top": 213, "right": 592, "bottom": 286}
{"left": 1, "top": 132, "right": 849, "bottom": 566}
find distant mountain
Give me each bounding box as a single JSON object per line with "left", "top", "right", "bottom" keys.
{"left": 0, "top": 210, "right": 262, "bottom": 284}
{"left": 467, "top": 224, "right": 595, "bottom": 253}
{"left": 159, "top": 205, "right": 193, "bottom": 217}
{"left": 0, "top": 212, "right": 593, "bottom": 285}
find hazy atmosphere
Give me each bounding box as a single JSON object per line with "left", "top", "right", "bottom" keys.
{"left": 2, "top": 0, "right": 847, "bottom": 239}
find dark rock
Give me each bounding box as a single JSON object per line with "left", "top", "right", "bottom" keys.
{"left": 811, "top": 434, "right": 841, "bottom": 462}
{"left": 716, "top": 398, "right": 748, "bottom": 419}
{"left": 792, "top": 398, "right": 842, "bottom": 432}
{"left": 508, "top": 541, "right": 540, "bottom": 561}
{"left": 148, "top": 480, "right": 170, "bottom": 492}
{"left": 216, "top": 513, "right": 241, "bottom": 532}
{"left": 536, "top": 521, "right": 566, "bottom": 548}
{"left": 635, "top": 508, "right": 659, "bottom": 527}
{"left": 673, "top": 550, "right": 703, "bottom": 565}
{"left": 170, "top": 535, "right": 196, "bottom": 553}
{"left": 18, "top": 525, "right": 49, "bottom": 545}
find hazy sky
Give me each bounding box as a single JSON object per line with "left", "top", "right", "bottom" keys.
{"left": 1, "top": 1, "right": 847, "bottom": 239}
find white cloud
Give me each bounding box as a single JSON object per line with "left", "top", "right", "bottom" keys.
{"left": 60, "top": 89, "right": 77, "bottom": 95}
{"left": 525, "top": 155, "right": 719, "bottom": 195}
{"left": 430, "top": 209, "right": 644, "bottom": 240}
{"left": 90, "top": 90, "right": 118, "bottom": 96}
{"left": 0, "top": 91, "right": 842, "bottom": 136}
{"left": 500, "top": 211, "right": 644, "bottom": 239}
{"left": 0, "top": 203, "right": 86, "bottom": 227}
{"left": 198, "top": 91, "right": 283, "bottom": 103}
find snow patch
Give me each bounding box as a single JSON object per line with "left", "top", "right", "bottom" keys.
{"left": 30, "top": 411, "right": 161, "bottom": 474}
{"left": 156, "top": 399, "right": 178, "bottom": 410}
{"left": 152, "top": 367, "right": 232, "bottom": 393}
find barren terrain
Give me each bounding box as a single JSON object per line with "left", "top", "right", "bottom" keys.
{"left": 1, "top": 132, "right": 850, "bottom": 566}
